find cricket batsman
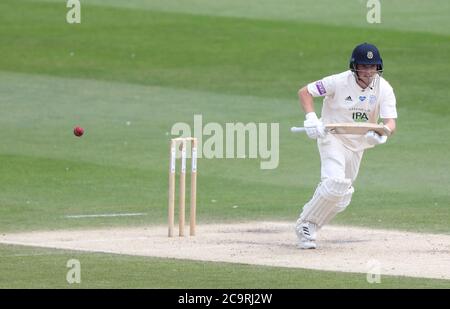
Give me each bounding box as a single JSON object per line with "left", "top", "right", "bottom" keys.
{"left": 295, "top": 43, "right": 398, "bottom": 249}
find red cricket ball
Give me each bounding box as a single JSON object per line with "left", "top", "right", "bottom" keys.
{"left": 73, "top": 126, "right": 84, "bottom": 137}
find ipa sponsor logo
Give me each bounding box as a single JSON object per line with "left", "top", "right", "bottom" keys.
{"left": 352, "top": 112, "right": 369, "bottom": 122}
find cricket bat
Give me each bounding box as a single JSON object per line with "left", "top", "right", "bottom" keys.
{"left": 290, "top": 122, "right": 391, "bottom": 136}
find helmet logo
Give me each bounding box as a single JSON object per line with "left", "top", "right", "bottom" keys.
{"left": 367, "top": 51, "right": 374, "bottom": 59}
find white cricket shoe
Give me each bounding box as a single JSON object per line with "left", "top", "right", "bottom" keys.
{"left": 295, "top": 220, "right": 317, "bottom": 249}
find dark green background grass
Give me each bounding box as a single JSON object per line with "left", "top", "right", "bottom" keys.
{"left": 0, "top": 0, "right": 449, "bottom": 288}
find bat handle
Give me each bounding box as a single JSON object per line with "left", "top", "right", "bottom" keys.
{"left": 382, "top": 125, "right": 392, "bottom": 137}
{"left": 290, "top": 126, "right": 306, "bottom": 133}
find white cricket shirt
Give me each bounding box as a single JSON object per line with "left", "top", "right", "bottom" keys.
{"left": 307, "top": 70, "right": 397, "bottom": 152}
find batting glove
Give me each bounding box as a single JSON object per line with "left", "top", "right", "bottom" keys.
{"left": 365, "top": 131, "right": 387, "bottom": 145}
{"left": 303, "top": 112, "right": 326, "bottom": 139}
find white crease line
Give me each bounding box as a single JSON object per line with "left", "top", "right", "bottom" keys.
{"left": 67, "top": 236, "right": 151, "bottom": 243}
{"left": 0, "top": 252, "right": 70, "bottom": 258}
{"left": 64, "top": 213, "right": 147, "bottom": 219}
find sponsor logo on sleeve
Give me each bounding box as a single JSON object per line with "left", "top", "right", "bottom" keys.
{"left": 315, "top": 81, "right": 326, "bottom": 95}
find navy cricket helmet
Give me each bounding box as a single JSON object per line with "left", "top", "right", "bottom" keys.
{"left": 349, "top": 43, "right": 383, "bottom": 72}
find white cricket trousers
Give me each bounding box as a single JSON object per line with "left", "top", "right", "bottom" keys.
{"left": 317, "top": 134, "right": 364, "bottom": 182}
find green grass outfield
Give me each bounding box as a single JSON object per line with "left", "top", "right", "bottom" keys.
{"left": 1, "top": 243, "right": 450, "bottom": 288}
{"left": 0, "top": 0, "right": 449, "bottom": 288}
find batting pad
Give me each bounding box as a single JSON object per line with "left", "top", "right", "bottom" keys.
{"left": 336, "top": 186, "right": 354, "bottom": 211}
{"left": 319, "top": 186, "right": 355, "bottom": 227}
{"left": 300, "top": 178, "right": 351, "bottom": 227}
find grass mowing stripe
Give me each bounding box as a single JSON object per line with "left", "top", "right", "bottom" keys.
{"left": 0, "top": 152, "right": 448, "bottom": 234}
{"left": 24, "top": 0, "right": 450, "bottom": 36}
{"left": 1, "top": 0, "right": 449, "bottom": 114}
{"left": 0, "top": 243, "right": 449, "bottom": 288}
